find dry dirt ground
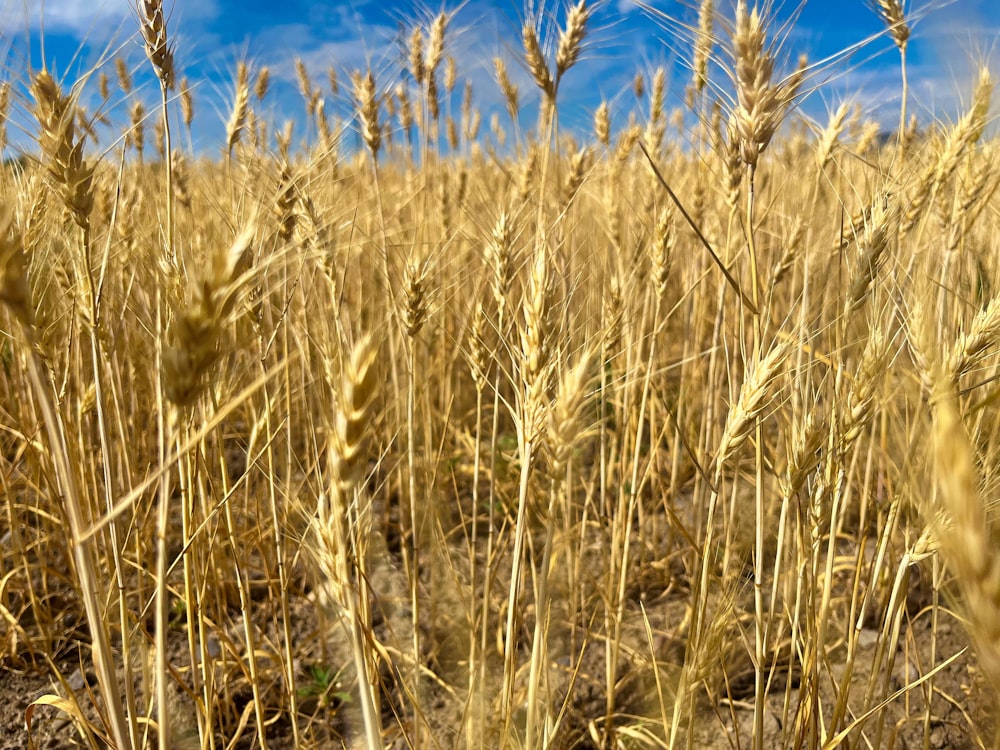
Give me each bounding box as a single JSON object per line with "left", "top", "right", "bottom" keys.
{"left": 2, "top": 474, "right": 995, "bottom": 749}
{"left": 2, "top": 555, "right": 995, "bottom": 750}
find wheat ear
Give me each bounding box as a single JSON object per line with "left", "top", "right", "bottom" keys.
{"left": 927, "top": 372, "right": 1000, "bottom": 702}
{"left": 692, "top": 0, "right": 715, "bottom": 96}
{"left": 947, "top": 295, "right": 1000, "bottom": 385}
{"left": 717, "top": 340, "right": 787, "bottom": 471}
{"left": 30, "top": 70, "right": 94, "bottom": 232}
{"left": 0, "top": 82, "right": 9, "bottom": 153}
{"left": 354, "top": 70, "right": 381, "bottom": 159}
{"left": 224, "top": 62, "right": 250, "bottom": 157}
{"left": 523, "top": 23, "right": 555, "bottom": 102}
{"left": 138, "top": 0, "right": 175, "bottom": 89}
{"left": 555, "top": 0, "right": 589, "bottom": 84}
{"left": 316, "top": 335, "right": 383, "bottom": 748}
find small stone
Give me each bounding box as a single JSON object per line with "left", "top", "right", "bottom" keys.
{"left": 857, "top": 628, "right": 879, "bottom": 649}
{"left": 206, "top": 636, "right": 222, "bottom": 660}
{"left": 66, "top": 668, "right": 96, "bottom": 692}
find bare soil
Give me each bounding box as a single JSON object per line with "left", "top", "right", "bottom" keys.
{"left": 2, "top": 531, "right": 995, "bottom": 749}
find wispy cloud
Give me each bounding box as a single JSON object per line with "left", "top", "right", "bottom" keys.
{"left": 1, "top": 0, "right": 993, "bottom": 156}
{"left": 0, "top": 0, "right": 221, "bottom": 38}
{"left": 0, "top": 0, "right": 130, "bottom": 35}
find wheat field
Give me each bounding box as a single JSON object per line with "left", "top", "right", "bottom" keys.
{"left": 1, "top": 0, "right": 999, "bottom": 748}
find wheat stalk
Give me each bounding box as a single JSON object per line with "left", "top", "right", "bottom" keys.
{"left": 115, "top": 55, "right": 133, "bottom": 94}
{"left": 0, "top": 82, "right": 9, "bottom": 153}
{"left": 927, "top": 372, "right": 1000, "bottom": 702}
{"left": 846, "top": 193, "right": 896, "bottom": 315}
{"left": 645, "top": 67, "right": 667, "bottom": 157}
{"left": 602, "top": 272, "right": 624, "bottom": 366}
{"left": 842, "top": 326, "right": 890, "bottom": 450}
{"left": 163, "top": 227, "right": 253, "bottom": 407}
{"left": 137, "top": 0, "right": 175, "bottom": 89}
{"left": 934, "top": 67, "right": 993, "bottom": 191}
{"left": 523, "top": 23, "right": 555, "bottom": 102}
{"left": 494, "top": 56, "right": 520, "bottom": 125}
{"left": 526, "top": 352, "right": 594, "bottom": 748}
{"left": 816, "top": 100, "right": 851, "bottom": 171}
{"left": 30, "top": 70, "right": 94, "bottom": 232}
{"left": 947, "top": 295, "right": 1000, "bottom": 385}
{"left": 651, "top": 206, "right": 675, "bottom": 299}
{"left": 128, "top": 99, "right": 146, "bottom": 160}
{"left": 555, "top": 0, "right": 589, "bottom": 83}
{"left": 179, "top": 77, "right": 193, "bottom": 132}
{"left": 716, "top": 340, "right": 787, "bottom": 471}
{"left": 1, "top": 210, "right": 133, "bottom": 750}
{"left": 692, "top": 0, "right": 715, "bottom": 96}
{"left": 225, "top": 62, "right": 250, "bottom": 157}
{"left": 869, "top": 0, "right": 909, "bottom": 49}
{"left": 904, "top": 69, "right": 993, "bottom": 233}
{"left": 562, "top": 146, "right": 590, "bottom": 206}
{"left": 520, "top": 241, "right": 555, "bottom": 442}
{"left": 731, "top": 0, "right": 780, "bottom": 168}
{"left": 594, "top": 100, "right": 611, "bottom": 148}
{"left": 315, "top": 335, "right": 383, "bottom": 748}
{"left": 254, "top": 66, "right": 270, "bottom": 101}
{"left": 354, "top": 70, "right": 381, "bottom": 159}
{"left": 409, "top": 26, "right": 426, "bottom": 85}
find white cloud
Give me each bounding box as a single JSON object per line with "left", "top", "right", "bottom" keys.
{"left": 0, "top": 0, "right": 130, "bottom": 34}
{"left": 0, "top": 0, "right": 219, "bottom": 37}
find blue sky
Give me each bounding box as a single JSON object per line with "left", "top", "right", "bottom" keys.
{"left": 0, "top": 0, "right": 997, "bottom": 156}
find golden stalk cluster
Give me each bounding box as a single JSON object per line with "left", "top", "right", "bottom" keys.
{"left": 3, "top": 2, "right": 1000, "bottom": 750}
